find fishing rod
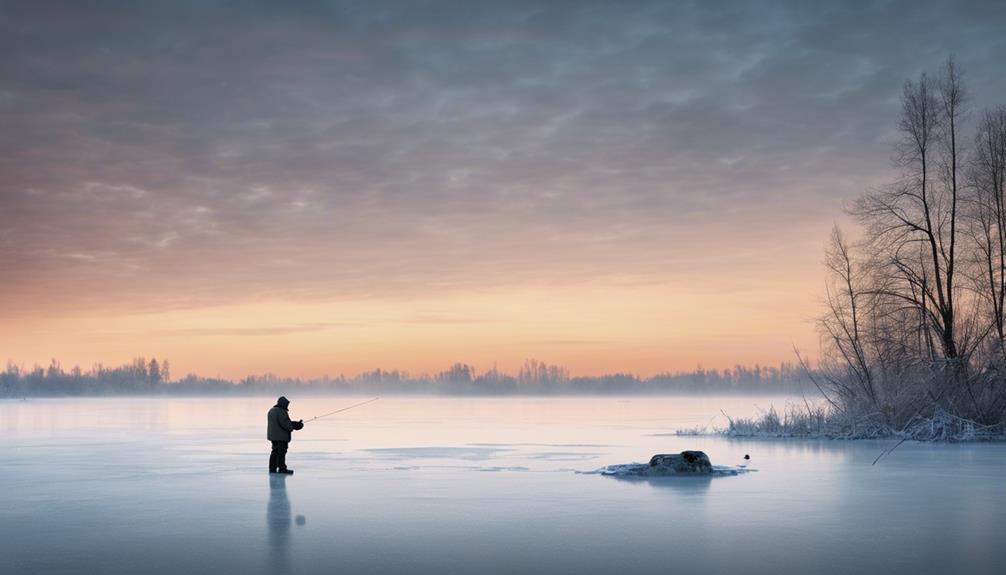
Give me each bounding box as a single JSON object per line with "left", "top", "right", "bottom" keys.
{"left": 306, "top": 397, "right": 380, "bottom": 423}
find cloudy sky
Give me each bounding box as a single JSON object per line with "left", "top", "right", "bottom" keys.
{"left": 2, "top": 0, "right": 1004, "bottom": 378}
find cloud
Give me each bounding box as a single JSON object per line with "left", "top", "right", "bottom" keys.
{"left": 2, "top": 0, "right": 1005, "bottom": 315}
{"left": 157, "top": 322, "right": 361, "bottom": 337}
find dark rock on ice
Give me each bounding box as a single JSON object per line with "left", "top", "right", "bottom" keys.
{"left": 648, "top": 451, "right": 712, "bottom": 474}
{"left": 588, "top": 450, "right": 751, "bottom": 478}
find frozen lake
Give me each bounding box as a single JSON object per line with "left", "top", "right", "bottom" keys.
{"left": 2, "top": 396, "right": 1004, "bottom": 575}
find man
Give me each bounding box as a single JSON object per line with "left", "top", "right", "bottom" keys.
{"left": 267, "top": 396, "right": 304, "bottom": 474}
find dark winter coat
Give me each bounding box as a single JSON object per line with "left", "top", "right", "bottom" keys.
{"left": 268, "top": 397, "right": 295, "bottom": 442}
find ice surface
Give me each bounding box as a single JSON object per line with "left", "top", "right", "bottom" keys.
{"left": 3, "top": 396, "right": 1006, "bottom": 575}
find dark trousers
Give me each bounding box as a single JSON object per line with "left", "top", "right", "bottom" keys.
{"left": 270, "top": 441, "right": 289, "bottom": 471}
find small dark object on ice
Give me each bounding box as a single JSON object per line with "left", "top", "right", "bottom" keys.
{"left": 744, "top": 454, "right": 750, "bottom": 460}
{"left": 648, "top": 451, "right": 713, "bottom": 475}
{"left": 271, "top": 469, "right": 294, "bottom": 475}
{"left": 594, "top": 450, "right": 751, "bottom": 478}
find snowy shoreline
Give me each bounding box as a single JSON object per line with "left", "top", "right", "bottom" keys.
{"left": 674, "top": 404, "right": 1006, "bottom": 443}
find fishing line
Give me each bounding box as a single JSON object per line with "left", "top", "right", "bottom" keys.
{"left": 306, "top": 397, "right": 380, "bottom": 422}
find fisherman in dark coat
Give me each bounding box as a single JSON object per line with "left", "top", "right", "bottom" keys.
{"left": 268, "top": 396, "right": 304, "bottom": 474}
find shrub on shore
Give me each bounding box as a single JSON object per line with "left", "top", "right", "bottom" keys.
{"left": 721, "top": 403, "right": 1004, "bottom": 442}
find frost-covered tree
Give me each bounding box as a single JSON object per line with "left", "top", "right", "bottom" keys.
{"left": 824, "top": 57, "right": 1006, "bottom": 434}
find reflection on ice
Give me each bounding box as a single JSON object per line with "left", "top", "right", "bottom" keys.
{"left": 602, "top": 472, "right": 715, "bottom": 490}
{"left": 268, "top": 474, "right": 306, "bottom": 572}
{"left": 267, "top": 474, "right": 291, "bottom": 570}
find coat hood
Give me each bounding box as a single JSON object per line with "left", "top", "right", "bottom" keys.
{"left": 276, "top": 396, "right": 290, "bottom": 409}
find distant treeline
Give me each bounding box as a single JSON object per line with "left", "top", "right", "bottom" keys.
{"left": 0, "top": 358, "right": 813, "bottom": 397}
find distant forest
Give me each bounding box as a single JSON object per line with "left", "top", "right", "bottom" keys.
{"left": 0, "top": 357, "right": 812, "bottom": 397}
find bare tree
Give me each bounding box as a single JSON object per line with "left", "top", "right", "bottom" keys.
{"left": 826, "top": 57, "right": 1006, "bottom": 432}
{"left": 966, "top": 107, "right": 1006, "bottom": 353}
{"left": 819, "top": 227, "right": 875, "bottom": 406}
{"left": 936, "top": 56, "right": 969, "bottom": 359}
{"left": 852, "top": 58, "right": 970, "bottom": 365}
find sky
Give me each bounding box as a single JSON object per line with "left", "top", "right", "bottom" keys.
{"left": 2, "top": 0, "right": 1005, "bottom": 379}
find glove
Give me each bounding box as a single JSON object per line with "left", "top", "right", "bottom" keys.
{"left": 292, "top": 420, "right": 304, "bottom": 430}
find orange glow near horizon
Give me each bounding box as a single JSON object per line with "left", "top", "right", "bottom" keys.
{"left": 5, "top": 0, "right": 930, "bottom": 378}
{"left": 1, "top": 272, "right": 822, "bottom": 380}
